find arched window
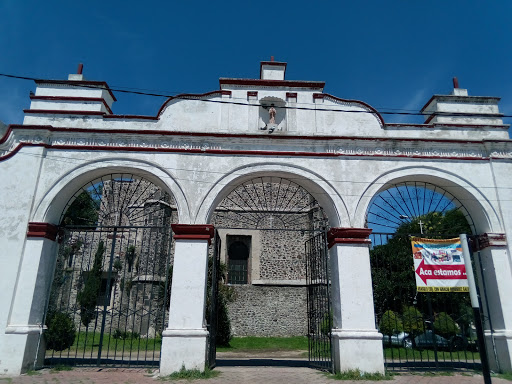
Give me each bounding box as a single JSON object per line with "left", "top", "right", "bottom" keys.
{"left": 228, "top": 239, "right": 249, "bottom": 284}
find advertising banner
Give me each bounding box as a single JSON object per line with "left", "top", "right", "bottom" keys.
{"left": 411, "top": 237, "right": 468, "bottom": 292}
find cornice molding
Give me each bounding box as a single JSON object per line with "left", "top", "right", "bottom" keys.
{"left": 2, "top": 125, "right": 512, "bottom": 162}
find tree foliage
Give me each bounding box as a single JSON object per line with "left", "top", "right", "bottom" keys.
{"left": 379, "top": 310, "right": 403, "bottom": 336}
{"left": 62, "top": 191, "right": 99, "bottom": 226}
{"left": 433, "top": 312, "right": 459, "bottom": 338}
{"left": 77, "top": 241, "right": 105, "bottom": 326}
{"left": 371, "top": 208, "right": 473, "bottom": 338}
{"left": 45, "top": 311, "right": 76, "bottom": 351}
{"left": 402, "top": 306, "right": 425, "bottom": 337}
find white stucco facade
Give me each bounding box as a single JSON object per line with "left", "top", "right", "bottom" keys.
{"left": 0, "top": 61, "right": 511, "bottom": 375}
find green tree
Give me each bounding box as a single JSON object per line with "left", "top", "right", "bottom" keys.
{"left": 379, "top": 310, "right": 403, "bottom": 336}
{"left": 402, "top": 306, "right": 425, "bottom": 338}
{"left": 370, "top": 209, "right": 472, "bottom": 320}
{"left": 45, "top": 311, "right": 76, "bottom": 351}
{"left": 62, "top": 191, "right": 99, "bottom": 226}
{"left": 433, "top": 312, "right": 458, "bottom": 338}
{"left": 77, "top": 241, "right": 105, "bottom": 326}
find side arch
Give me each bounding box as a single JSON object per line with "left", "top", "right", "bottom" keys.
{"left": 353, "top": 166, "right": 503, "bottom": 234}
{"left": 194, "top": 163, "right": 349, "bottom": 228}
{"left": 31, "top": 158, "right": 190, "bottom": 225}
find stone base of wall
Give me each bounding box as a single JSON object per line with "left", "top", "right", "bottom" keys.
{"left": 227, "top": 285, "right": 307, "bottom": 336}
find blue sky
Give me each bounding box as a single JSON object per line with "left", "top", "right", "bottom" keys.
{"left": 1, "top": 1, "right": 511, "bottom": 134}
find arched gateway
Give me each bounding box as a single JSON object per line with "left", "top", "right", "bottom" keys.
{"left": 1, "top": 61, "right": 511, "bottom": 376}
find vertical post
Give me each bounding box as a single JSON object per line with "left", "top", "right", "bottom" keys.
{"left": 327, "top": 228, "right": 384, "bottom": 374}
{"left": 460, "top": 234, "right": 491, "bottom": 384}
{"left": 160, "top": 224, "right": 214, "bottom": 375}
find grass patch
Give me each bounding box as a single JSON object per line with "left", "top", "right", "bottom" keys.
{"left": 46, "top": 331, "right": 162, "bottom": 354}
{"left": 24, "top": 369, "right": 42, "bottom": 376}
{"left": 327, "top": 369, "right": 393, "bottom": 381}
{"left": 159, "top": 366, "right": 219, "bottom": 381}
{"left": 216, "top": 336, "right": 308, "bottom": 352}
{"left": 383, "top": 346, "right": 480, "bottom": 361}
{"left": 51, "top": 365, "right": 74, "bottom": 372}
{"left": 493, "top": 371, "right": 512, "bottom": 381}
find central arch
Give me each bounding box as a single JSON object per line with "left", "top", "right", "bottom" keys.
{"left": 206, "top": 171, "right": 338, "bottom": 370}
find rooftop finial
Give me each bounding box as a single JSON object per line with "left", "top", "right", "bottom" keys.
{"left": 453, "top": 77, "right": 459, "bottom": 89}
{"left": 77, "top": 63, "right": 84, "bottom": 75}
{"left": 271, "top": 56, "right": 274, "bottom": 62}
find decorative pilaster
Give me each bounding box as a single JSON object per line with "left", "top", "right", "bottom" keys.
{"left": 160, "top": 224, "right": 214, "bottom": 375}
{"left": 327, "top": 227, "right": 384, "bottom": 374}
{"left": 473, "top": 232, "right": 512, "bottom": 371}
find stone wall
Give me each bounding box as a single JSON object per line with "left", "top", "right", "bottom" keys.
{"left": 227, "top": 285, "right": 307, "bottom": 336}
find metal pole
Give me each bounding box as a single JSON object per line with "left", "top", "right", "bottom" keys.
{"left": 460, "top": 234, "right": 491, "bottom": 384}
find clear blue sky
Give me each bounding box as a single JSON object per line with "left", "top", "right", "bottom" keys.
{"left": 1, "top": 1, "right": 511, "bottom": 134}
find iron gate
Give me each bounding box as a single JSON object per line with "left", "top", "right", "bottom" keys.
{"left": 305, "top": 231, "right": 333, "bottom": 372}
{"left": 207, "top": 230, "right": 221, "bottom": 369}
{"left": 43, "top": 224, "right": 172, "bottom": 367}
{"left": 42, "top": 173, "right": 175, "bottom": 367}
{"left": 371, "top": 232, "right": 485, "bottom": 371}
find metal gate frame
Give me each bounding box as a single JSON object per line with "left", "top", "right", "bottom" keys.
{"left": 305, "top": 230, "right": 333, "bottom": 372}
{"left": 370, "top": 232, "right": 489, "bottom": 371}
{"left": 42, "top": 223, "right": 172, "bottom": 367}
{"left": 207, "top": 230, "right": 221, "bottom": 369}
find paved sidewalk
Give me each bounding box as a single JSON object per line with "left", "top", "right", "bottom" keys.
{"left": 1, "top": 365, "right": 510, "bottom": 384}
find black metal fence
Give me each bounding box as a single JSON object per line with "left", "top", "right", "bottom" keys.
{"left": 370, "top": 232, "right": 482, "bottom": 371}
{"left": 305, "top": 231, "right": 333, "bottom": 372}
{"left": 42, "top": 225, "right": 172, "bottom": 367}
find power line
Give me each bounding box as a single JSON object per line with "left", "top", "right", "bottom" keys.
{"left": 1, "top": 72, "right": 510, "bottom": 118}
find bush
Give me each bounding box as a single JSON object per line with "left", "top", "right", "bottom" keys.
{"left": 112, "top": 329, "right": 140, "bottom": 340}
{"left": 77, "top": 241, "right": 104, "bottom": 326}
{"left": 379, "top": 310, "right": 403, "bottom": 336}
{"left": 45, "top": 312, "right": 76, "bottom": 351}
{"left": 320, "top": 311, "right": 333, "bottom": 335}
{"left": 402, "top": 306, "right": 424, "bottom": 337}
{"left": 434, "top": 312, "right": 458, "bottom": 338}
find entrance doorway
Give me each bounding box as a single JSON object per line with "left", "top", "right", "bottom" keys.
{"left": 366, "top": 182, "right": 487, "bottom": 371}
{"left": 209, "top": 176, "right": 333, "bottom": 370}
{"left": 42, "top": 174, "right": 176, "bottom": 367}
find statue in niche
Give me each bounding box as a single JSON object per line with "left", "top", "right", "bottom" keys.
{"left": 268, "top": 105, "right": 276, "bottom": 125}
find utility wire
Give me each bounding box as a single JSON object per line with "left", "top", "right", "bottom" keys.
{"left": 1, "top": 72, "right": 510, "bottom": 118}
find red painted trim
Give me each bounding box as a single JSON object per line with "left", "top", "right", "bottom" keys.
{"left": 104, "top": 115, "right": 158, "bottom": 120}
{"left": 24, "top": 109, "right": 106, "bottom": 116}
{"left": 3, "top": 124, "right": 509, "bottom": 145}
{"left": 247, "top": 91, "right": 258, "bottom": 97}
{"left": 286, "top": 92, "right": 297, "bottom": 98}
{"left": 327, "top": 227, "right": 372, "bottom": 248}
{"left": 156, "top": 91, "right": 224, "bottom": 117}
{"left": 219, "top": 78, "right": 325, "bottom": 89}
{"left": 321, "top": 93, "right": 386, "bottom": 127}
{"left": 424, "top": 114, "right": 435, "bottom": 124}
{"left": 34, "top": 79, "right": 117, "bottom": 101}
{"left": 221, "top": 90, "right": 232, "bottom": 96}
{"left": 313, "top": 93, "right": 325, "bottom": 99}
{"left": 30, "top": 96, "right": 113, "bottom": 114}
{"left": 420, "top": 95, "right": 501, "bottom": 113}
{"left": 27, "top": 222, "right": 59, "bottom": 241}
{"left": 260, "top": 61, "right": 287, "bottom": 79}
{"left": 386, "top": 123, "right": 510, "bottom": 130}
{"left": 474, "top": 233, "right": 507, "bottom": 250}
{"left": 171, "top": 224, "right": 214, "bottom": 243}
{"left": 0, "top": 141, "right": 500, "bottom": 163}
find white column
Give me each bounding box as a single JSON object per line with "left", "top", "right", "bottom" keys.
{"left": 3, "top": 223, "right": 59, "bottom": 375}
{"left": 328, "top": 228, "right": 384, "bottom": 374}
{"left": 160, "top": 224, "right": 214, "bottom": 375}
{"left": 475, "top": 233, "right": 512, "bottom": 372}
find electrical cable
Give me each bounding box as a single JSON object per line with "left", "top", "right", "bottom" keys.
{"left": 1, "top": 72, "right": 510, "bottom": 118}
